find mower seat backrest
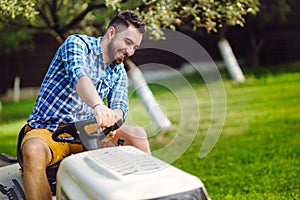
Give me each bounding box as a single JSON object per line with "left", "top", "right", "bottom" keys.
{"left": 16, "top": 125, "right": 60, "bottom": 195}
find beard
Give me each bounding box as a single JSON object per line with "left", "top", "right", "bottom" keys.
{"left": 107, "top": 39, "right": 128, "bottom": 64}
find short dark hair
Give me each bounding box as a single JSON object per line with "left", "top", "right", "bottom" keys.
{"left": 107, "top": 10, "right": 146, "bottom": 34}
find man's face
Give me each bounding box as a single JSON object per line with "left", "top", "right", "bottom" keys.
{"left": 107, "top": 24, "right": 143, "bottom": 64}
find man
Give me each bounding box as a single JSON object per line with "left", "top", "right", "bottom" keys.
{"left": 19, "top": 10, "right": 150, "bottom": 200}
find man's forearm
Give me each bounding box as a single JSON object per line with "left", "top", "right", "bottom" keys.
{"left": 75, "top": 75, "right": 104, "bottom": 108}
{"left": 75, "top": 75, "right": 124, "bottom": 127}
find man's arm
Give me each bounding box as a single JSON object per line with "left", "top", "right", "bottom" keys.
{"left": 75, "top": 75, "right": 116, "bottom": 127}
{"left": 112, "top": 108, "right": 124, "bottom": 122}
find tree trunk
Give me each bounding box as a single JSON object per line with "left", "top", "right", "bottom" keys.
{"left": 125, "top": 59, "right": 171, "bottom": 130}
{"left": 218, "top": 26, "right": 245, "bottom": 82}
{"left": 218, "top": 37, "right": 245, "bottom": 82}
{"left": 248, "top": 32, "right": 264, "bottom": 67}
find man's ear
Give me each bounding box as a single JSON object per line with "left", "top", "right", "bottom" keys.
{"left": 107, "top": 26, "right": 116, "bottom": 39}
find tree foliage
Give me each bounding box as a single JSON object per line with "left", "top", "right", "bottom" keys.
{"left": 139, "top": 0, "right": 260, "bottom": 39}
{"left": 0, "top": 0, "right": 39, "bottom": 54}
{"left": 0, "top": 0, "right": 261, "bottom": 52}
{"left": 248, "top": 0, "right": 291, "bottom": 27}
{"left": 0, "top": 0, "right": 38, "bottom": 27}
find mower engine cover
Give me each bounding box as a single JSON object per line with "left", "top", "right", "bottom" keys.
{"left": 56, "top": 146, "right": 210, "bottom": 200}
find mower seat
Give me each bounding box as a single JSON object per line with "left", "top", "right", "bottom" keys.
{"left": 17, "top": 125, "right": 60, "bottom": 195}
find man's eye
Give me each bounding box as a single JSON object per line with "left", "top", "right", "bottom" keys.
{"left": 125, "top": 39, "right": 131, "bottom": 45}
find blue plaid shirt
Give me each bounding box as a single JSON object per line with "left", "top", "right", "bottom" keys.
{"left": 27, "top": 34, "right": 128, "bottom": 131}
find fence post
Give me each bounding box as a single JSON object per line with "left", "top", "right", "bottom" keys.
{"left": 13, "top": 76, "right": 21, "bottom": 103}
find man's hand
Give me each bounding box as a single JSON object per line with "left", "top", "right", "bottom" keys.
{"left": 93, "top": 104, "right": 115, "bottom": 128}
{"left": 75, "top": 76, "right": 124, "bottom": 129}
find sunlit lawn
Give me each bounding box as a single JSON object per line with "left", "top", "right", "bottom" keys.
{"left": 0, "top": 64, "right": 299, "bottom": 199}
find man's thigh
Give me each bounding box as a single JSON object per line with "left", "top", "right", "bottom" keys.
{"left": 21, "top": 126, "right": 83, "bottom": 165}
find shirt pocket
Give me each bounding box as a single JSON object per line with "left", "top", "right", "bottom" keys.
{"left": 96, "top": 78, "right": 113, "bottom": 99}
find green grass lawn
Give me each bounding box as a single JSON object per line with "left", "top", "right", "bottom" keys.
{"left": 0, "top": 65, "right": 299, "bottom": 199}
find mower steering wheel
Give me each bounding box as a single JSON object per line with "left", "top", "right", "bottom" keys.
{"left": 52, "top": 119, "right": 123, "bottom": 150}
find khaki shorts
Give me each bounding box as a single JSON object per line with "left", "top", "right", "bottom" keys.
{"left": 21, "top": 125, "right": 84, "bottom": 166}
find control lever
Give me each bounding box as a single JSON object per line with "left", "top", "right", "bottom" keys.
{"left": 52, "top": 119, "right": 124, "bottom": 150}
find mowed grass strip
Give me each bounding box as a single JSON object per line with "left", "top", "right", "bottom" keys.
{"left": 0, "top": 67, "right": 299, "bottom": 199}
{"left": 173, "top": 72, "right": 300, "bottom": 200}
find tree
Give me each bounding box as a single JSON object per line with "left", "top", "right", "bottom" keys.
{"left": 1, "top": 0, "right": 262, "bottom": 82}
{"left": 0, "top": 0, "right": 38, "bottom": 54}
{"left": 1, "top": 0, "right": 260, "bottom": 47}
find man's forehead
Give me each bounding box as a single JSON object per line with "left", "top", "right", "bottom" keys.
{"left": 118, "top": 25, "right": 143, "bottom": 43}
{"left": 120, "top": 24, "right": 142, "bottom": 35}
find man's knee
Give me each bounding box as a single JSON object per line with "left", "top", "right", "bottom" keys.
{"left": 22, "top": 138, "right": 52, "bottom": 166}
{"left": 128, "top": 126, "right": 151, "bottom": 153}
{"left": 130, "top": 126, "right": 148, "bottom": 139}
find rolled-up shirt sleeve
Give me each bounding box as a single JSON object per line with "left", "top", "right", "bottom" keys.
{"left": 60, "top": 35, "right": 87, "bottom": 87}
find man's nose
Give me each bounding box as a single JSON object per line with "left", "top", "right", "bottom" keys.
{"left": 126, "top": 47, "right": 135, "bottom": 57}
